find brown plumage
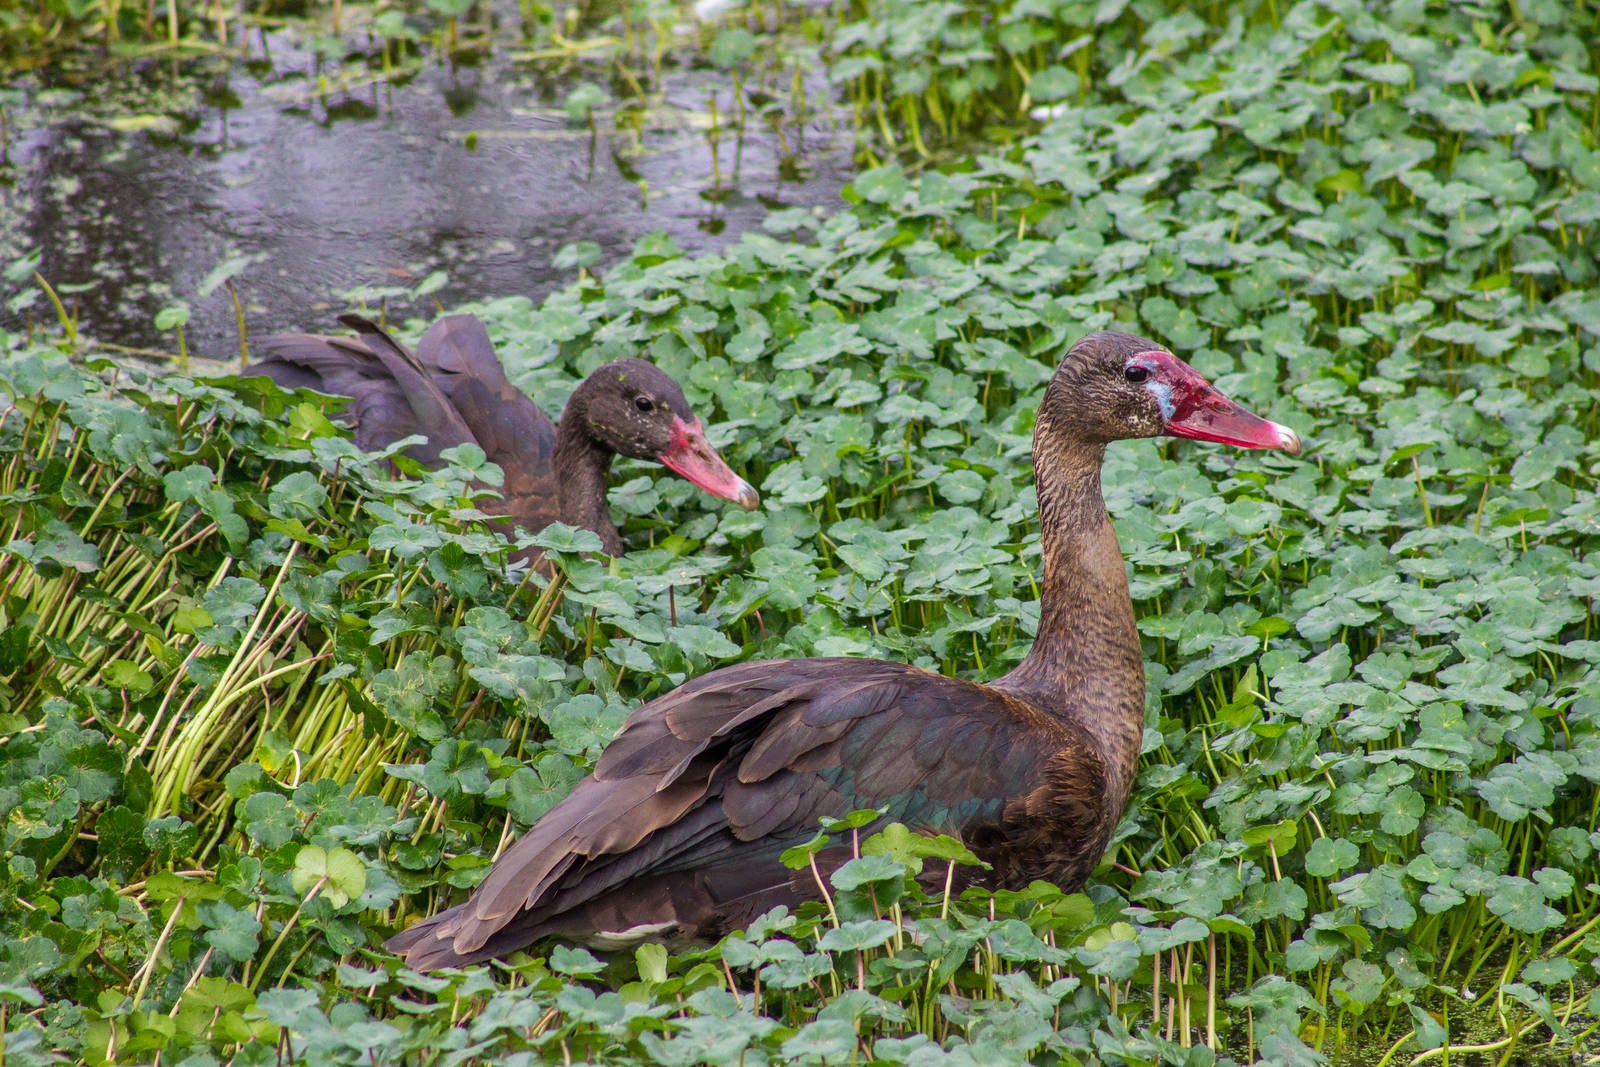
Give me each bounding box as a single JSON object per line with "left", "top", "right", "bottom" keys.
{"left": 386, "top": 331, "right": 1301, "bottom": 969}
{"left": 247, "top": 313, "right": 758, "bottom": 562}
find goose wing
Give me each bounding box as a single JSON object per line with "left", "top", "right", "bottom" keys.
{"left": 413, "top": 315, "right": 559, "bottom": 537}
{"left": 387, "top": 658, "right": 1104, "bottom": 969}
{"left": 248, "top": 317, "right": 479, "bottom": 465}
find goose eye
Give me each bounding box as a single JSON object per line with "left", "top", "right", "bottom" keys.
{"left": 634, "top": 395, "right": 654, "bottom": 413}
{"left": 1124, "top": 365, "right": 1150, "bottom": 384}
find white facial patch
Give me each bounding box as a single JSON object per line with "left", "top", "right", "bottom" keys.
{"left": 1143, "top": 379, "right": 1176, "bottom": 421}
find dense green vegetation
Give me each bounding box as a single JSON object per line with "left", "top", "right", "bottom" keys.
{"left": 5, "top": 0, "right": 1600, "bottom": 1063}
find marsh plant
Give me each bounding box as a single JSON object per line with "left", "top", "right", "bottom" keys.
{"left": 3, "top": 0, "right": 1600, "bottom": 1064}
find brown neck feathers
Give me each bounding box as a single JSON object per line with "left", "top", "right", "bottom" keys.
{"left": 554, "top": 389, "right": 624, "bottom": 557}
{"left": 995, "top": 426, "right": 1146, "bottom": 808}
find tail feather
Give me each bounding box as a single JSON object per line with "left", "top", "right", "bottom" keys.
{"left": 249, "top": 334, "right": 385, "bottom": 396}
{"left": 416, "top": 314, "right": 508, "bottom": 391}
{"left": 383, "top": 903, "right": 479, "bottom": 970}
{"left": 335, "top": 316, "right": 480, "bottom": 459}
{"left": 386, "top": 769, "right": 736, "bottom": 968}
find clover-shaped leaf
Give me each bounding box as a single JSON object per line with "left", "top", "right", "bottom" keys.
{"left": 291, "top": 844, "right": 367, "bottom": 909}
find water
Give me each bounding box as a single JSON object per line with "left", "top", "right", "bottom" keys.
{"left": 0, "top": 17, "right": 850, "bottom": 358}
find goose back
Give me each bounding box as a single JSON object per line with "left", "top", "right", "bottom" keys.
{"left": 386, "top": 657, "right": 1111, "bottom": 968}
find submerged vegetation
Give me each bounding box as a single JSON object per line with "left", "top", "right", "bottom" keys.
{"left": 4, "top": 0, "right": 1600, "bottom": 1064}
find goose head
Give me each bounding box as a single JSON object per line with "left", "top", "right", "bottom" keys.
{"left": 572, "top": 358, "right": 760, "bottom": 510}
{"left": 1041, "top": 331, "right": 1301, "bottom": 454}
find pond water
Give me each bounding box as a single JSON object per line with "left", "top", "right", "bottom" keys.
{"left": 0, "top": 18, "right": 851, "bottom": 357}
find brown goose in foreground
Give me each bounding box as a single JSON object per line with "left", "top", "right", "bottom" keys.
{"left": 248, "top": 313, "right": 758, "bottom": 560}
{"left": 387, "top": 331, "right": 1301, "bottom": 969}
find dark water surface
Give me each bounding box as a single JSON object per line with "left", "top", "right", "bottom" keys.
{"left": 1, "top": 22, "right": 850, "bottom": 357}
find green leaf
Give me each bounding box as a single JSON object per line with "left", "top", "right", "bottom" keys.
{"left": 819, "top": 809, "right": 883, "bottom": 833}
{"left": 750, "top": 546, "right": 817, "bottom": 610}
{"left": 1487, "top": 876, "right": 1562, "bottom": 933}
{"left": 101, "top": 659, "right": 154, "bottom": 693}
{"left": 198, "top": 901, "right": 261, "bottom": 962}
{"left": 369, "top": 518, "right": 442, "bottom": 558}
{"left": 143, "top": 815, "right": 198, "bottom": 864}
{"left": 1304, "top": 837, "right": 1359, "bottom": 878}
{"left": 163, "top": 464, "right": 214, "bottom": 503}
{"left": 529, "top": 522, "right": 604, "bottom": 556}
{"left": 563, "top": 82, "right": 606, "bottom": 122}
{"left": 154, "top": 302, "right": 190, "bottom": 330}
{"left": 780, "top": 832, "right": 829, "bottom": 870}
{"left": 1521, "top": 957, "right": 1576, "bottom": 986}
{"left": 8, "top": 520, "right": 101, "bottom": 574}
{"left": 0, "top": 981, "right": 44, "bottom": 1008}
{"left": 268, "top": 471, "right": 328, "bottom": 519}
{"left": 1029, "top": 65, "right": 1078, "bottom": 102}
{"left": 94, "top": 806, "right": 150, "bottom": 879}
{"left": 1476, "top": 754, "right": 1565, "bottom": 821}
{"left": 635, "top": 942, "right": 668, "bottom": 983}
{"left": 862, "top": 823, "right": 985, "bottom": 877}
{"left": 549, "top": 944, "right": 604, "bottom": 976}
{"left": 500, "top": 755, "right": 581, "bottom": 826}
{"left": 709, "top": 27, "right": 756, "bottom": 68}
{"left": 552, "top": 240, "right": 601, "bottom": 271}
{"left": 291, "top": 844, "right": 367, "bottom": 909}
{"left": 1378, "top": 787, "right": 1425, "bottom": 835}
{"left": 239, "top": 792, "right": 299, "bottom": 850}
{"left": 817, "top": 919, "right": 899, "bottom": 952}
{"left": 850, "top": 166, "right": 910, "bottom": 205}
{"left": 1409, "top": 1003, "right": 1447, "bottom": 1051}
{"left": 830, "top": 854, "right": 905, "bottom": 892}
{"left": 197, "top": 254, "right": 253, "bottom": 298}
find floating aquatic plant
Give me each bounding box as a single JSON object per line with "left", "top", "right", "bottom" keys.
{"left": 3, "top": 0, "right": 1600, "bottom": 1064}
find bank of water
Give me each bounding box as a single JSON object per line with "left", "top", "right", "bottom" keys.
{"left": 0, "top": 16, "right": 850, "bottom": 357}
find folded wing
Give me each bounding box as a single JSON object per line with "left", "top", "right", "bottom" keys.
{"left": 414, "top": 315, "right": 560, "bottom": 538}
{"left": 386, "top": 658, "right": 1099, "bottom": 969}
{"left": 249, "top": 314, "right": 478, "bottom": 466}
{"left": 249, "top": 314, "right": 561, "bottom": 553}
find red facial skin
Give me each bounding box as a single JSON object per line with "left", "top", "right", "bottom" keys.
{"left": 658, "top": 417, "right": 760, "bottom": 509}
{"left": 1130, "top": 352, "right": 1302, "bottom": 454}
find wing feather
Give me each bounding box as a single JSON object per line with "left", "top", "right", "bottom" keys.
{"left": 416, "top": 314, "right": 507, "bottom": 387}
{"left": 250, "top": 334, "right": 387, "bottom": 394}
{"left": 248, "top": 318, "right": 479, "bottom": 466}
{"left": 337, "top": 315, "right": 478, "bottom": 461}
{"left": 414, "top": 314, "right": 556, "bottom": 473}
{"left": 738, "top": 678, "right": 902, "bottom": 783}
{"left": 387, "top": 659, "right": 1073, "bottom": 969}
